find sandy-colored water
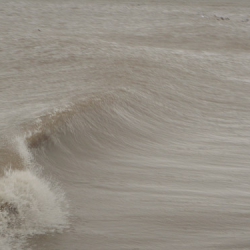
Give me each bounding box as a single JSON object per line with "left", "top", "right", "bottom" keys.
{"left": 1, "top": 0, "right": 250, "bottom": 249}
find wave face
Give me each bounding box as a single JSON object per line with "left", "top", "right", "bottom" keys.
{"left": 1, "top": 0, "right": 250, "bottom": 249}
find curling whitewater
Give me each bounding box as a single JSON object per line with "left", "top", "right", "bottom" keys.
{"left": 0, "top": 134, "right": 69, "bottom": 249}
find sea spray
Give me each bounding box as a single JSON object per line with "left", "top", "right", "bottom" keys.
{"left": 0, "top": 135, "right": 69, "bottom": 249}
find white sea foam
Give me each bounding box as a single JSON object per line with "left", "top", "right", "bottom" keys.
{"left": 13, "top": 135, "right": 34, "bottom": 168}
{"left": 0, "top": 136, "right": 69, "bottom": 249}
{"left": 0, "top": 168, "right": 69, "bottom": 249}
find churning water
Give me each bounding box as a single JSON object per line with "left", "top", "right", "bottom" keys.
{"left": 1, "top": 0, "right": 250, "bottom": 249}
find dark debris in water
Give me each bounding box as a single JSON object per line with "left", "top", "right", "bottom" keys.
{"left": 0, "top": 202, "right": 19, "bottom": 228}
{"left": 214, "top": 15, "right": 230, "bottom": 21}
{"left": 0, "top": 202, "right": 19, "bottom": 216}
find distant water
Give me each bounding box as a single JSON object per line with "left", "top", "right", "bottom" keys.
{"left": 1, "top": 0, "right": 250, "bottom": 249}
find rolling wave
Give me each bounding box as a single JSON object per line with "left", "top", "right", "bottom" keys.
{"left": 1, "top": 80, "right": 250, "bottom": 249}
{"left": 0, "top": 88, "right": 160, "bottom": 249}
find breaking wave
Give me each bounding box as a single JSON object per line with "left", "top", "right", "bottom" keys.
{"left": 0, "top": 88, "right": 154, "bottom": 249}
{"left": 1, "top": 79, "right": 250, "bottom": 249}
